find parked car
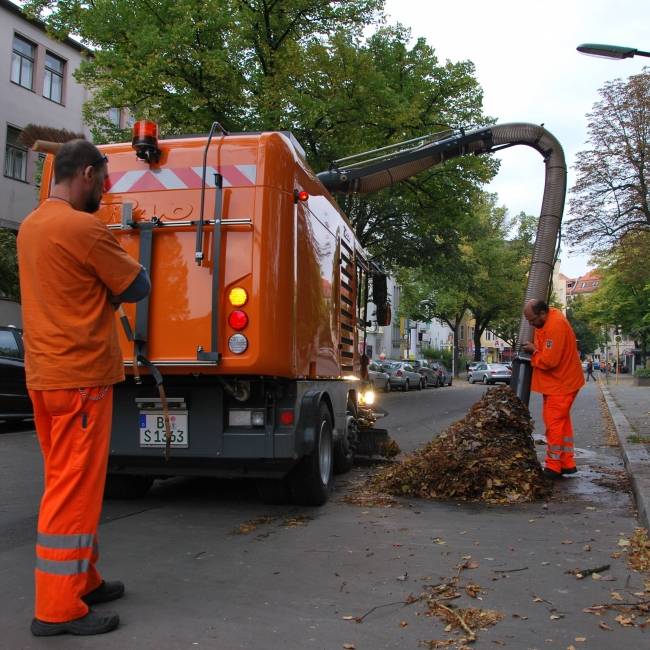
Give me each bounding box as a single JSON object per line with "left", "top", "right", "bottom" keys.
{"left": 380, "top": 360, "right": 424, "bottom": 391}
{"left": 368, "top": 362, "right": 391, "bottom": 392}
{"left": 468, "top": 362, "right": 512, "bottom": 385}
{"left": 467, "top": 361, "right": 480, "bottom": 375}
{"left": 429, "top": 361, "right": 453, "bottom": 386}
{"left": 0, "top": 326, "right": 32, "bottom": 421}
{"left": 411, "top": 359, "right": 439, "bottom": 388}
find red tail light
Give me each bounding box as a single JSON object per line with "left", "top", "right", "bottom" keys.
{"left": 279, "top": 410, "right": 294, "bottom": 426}
{"left": 396, "top": 370, "right": 403, "bottom": 377}
{"left": 228, "top": 310, "right": 248, "bottom": 331}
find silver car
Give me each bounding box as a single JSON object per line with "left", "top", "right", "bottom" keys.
{"left": 380, "top": 361, "right": 424, "bottom": 391}
{"left": 468, "top": 362, "right": 512, "bottom": 385}
{"left": 368, "top": 362, "right": 391, "bottom": 392}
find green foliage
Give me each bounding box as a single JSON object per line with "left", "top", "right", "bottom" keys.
{"left": 422, "top": 346, "right": 452, "bottom": 367}
{"left": 24, "top": 0, "right": 496, "bottom": 267}
{"left": 566, "top": 297, "right": 602, "bottom": 357}
{"left": 0, "top": 229, "right": 20, "bottom": 300}
{"left": 635, "top": 368, "right": 650, "bottom": 378}
{"left": 577, "top": 231, "right": 650, "bottom": 362}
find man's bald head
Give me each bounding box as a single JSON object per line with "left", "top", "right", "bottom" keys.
{"left": 524, "top": 299, "right": 549, "bottom": 328}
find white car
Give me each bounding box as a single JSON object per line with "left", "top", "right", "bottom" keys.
{"left": 468, "top": 362, "right": 512, "bottom": 385}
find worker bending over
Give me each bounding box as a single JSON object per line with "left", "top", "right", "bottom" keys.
{"left": 18, "top": 140, "right": 149, "bottom": 636}
{"left": 522, "top": 299, "right": 585, "bottom": 479}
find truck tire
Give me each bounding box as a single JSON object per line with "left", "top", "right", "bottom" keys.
{"left": 104, "top": 474, "right": 153, "bottom": 499}
{"left": 256, "top": 478, "right": 291, "bottom": 505}
{"left": 334, "top": 413, "right": 357, "bottom": 475}
{"left": 289, "top": 402, "right": 333, "bottom": 506}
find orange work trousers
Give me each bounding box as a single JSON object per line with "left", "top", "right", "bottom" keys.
{"left": 29, "top": 386, "right": 113, "bottom": 623}
{"left": 542, "top": 391, "right": 578, "bottom": 473}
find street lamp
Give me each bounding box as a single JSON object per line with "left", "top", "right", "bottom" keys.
{"left": 577, "top": 43, "right": 650, "bottom": 60}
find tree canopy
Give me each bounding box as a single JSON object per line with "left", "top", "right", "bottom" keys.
{"left": 25, "top": 0, "right": 497, "bottom": 266}
{"left": 567, "top": 68, "right": 650, "bottom": 252}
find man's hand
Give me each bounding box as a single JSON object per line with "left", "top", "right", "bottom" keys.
{"left": 522, "top": 342, "right": 536, "bottom": 355}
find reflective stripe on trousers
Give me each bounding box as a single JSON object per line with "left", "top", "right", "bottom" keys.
{"left": 30, "top": 386, "right": 113, "bottom": 623}
{"left": 542, "top": 391, "right": 579, "bottom": 473}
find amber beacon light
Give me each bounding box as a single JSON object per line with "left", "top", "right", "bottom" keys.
{"left": 132, "top": 120, "right": 161, "bottom": 163}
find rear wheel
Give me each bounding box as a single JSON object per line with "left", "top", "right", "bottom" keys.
{"left": 289, "top": 403, "right": 333, "bottom": 506}
{"left": 104, "top": 474, "right": 153, "bottom": 499}
{"left": 417, "top": 378, "right": 423, "bottom": 391}
{"left": 483, "top": 375, "right": 489, "bottom": 385}
{"left": 403, "top": 380, "right": 410, "bottom": 392}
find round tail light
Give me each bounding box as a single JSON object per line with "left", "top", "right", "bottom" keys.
{"left": 228, "top": 310, "right": 248, "bottom": 331}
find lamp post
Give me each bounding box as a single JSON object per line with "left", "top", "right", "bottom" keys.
{"left": 577, "top": 43, "right": 650, "bottom": 60}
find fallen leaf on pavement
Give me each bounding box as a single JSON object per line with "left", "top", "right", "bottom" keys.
{"left": 399, "top": 620, "right": 408, "bottom": 628}
{"left": 614, "top": 614, "right": 634, "bottom": 627}
{"left": 610, "top": 591, "right": 623, "bottom": 601}
{"left": 343, "top": 644, "right": 356, "bottom": 649}
{"left": 599, "top": 622, "right": 613, "bottom": 630}
{"left": 575, "top": 638, "right": 587, "bottom": 643}
{"left": 618, "top": 538, "right": 631, "bottom": 547}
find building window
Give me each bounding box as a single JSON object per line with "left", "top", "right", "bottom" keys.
{"left": 4, "top": 126, "right": 28, "bottom": 182}
{"left": 107, "top": 108, "right": 121, "bottom": 127}
{"left": 43, "top": 51, "right": 65, "bottom": 103}
{"left": 11, "top": 34, "right": 35, "bottom": 90}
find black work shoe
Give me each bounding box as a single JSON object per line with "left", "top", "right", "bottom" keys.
{"left": 82, "top": 580, "right": 125, "bottom": 606}
{"left": 31, "top": 609, "right": 119, "bottom": 636}
{"left": 542, "top": 468, "right": 563, "bottom": 480}
{"left": 561, "top": 466, "right": 578, "bottom": 475}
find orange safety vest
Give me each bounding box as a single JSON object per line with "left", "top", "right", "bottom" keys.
{"left": 530, "top": 308, "right": 585, "bottom": 395}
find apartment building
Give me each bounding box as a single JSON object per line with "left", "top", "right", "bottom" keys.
{"left": 1, "top": 0, "right": 90, "bottom": 230}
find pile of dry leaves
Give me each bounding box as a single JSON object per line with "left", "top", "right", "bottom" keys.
{"left": 372, "top": 386, "right": 551, "bottom": 504}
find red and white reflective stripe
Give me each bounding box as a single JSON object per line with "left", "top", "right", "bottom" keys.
{"left": 106, "top": 165, "right": 257, "bottom": 193}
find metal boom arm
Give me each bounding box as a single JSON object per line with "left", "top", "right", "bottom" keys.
{"left": 318, "top": 123, "right": 568, "bottom": 405}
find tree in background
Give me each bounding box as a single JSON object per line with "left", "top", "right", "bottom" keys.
{"left": 567, "top": 69, "right": 650, "bottom": 252}
{"left": 565, "top": 296, "right": 602, "bottom": 359}
{"left": 577, "top": 231, "right": 650, "bottom": 364}
{"left": 0, "top": 229, "right": 20, "bottom": 300}
{"left": 25, "top": 1, "right": 496, "bottom": 268}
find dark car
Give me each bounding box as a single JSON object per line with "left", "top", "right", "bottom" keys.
{"left": 0, "top": 326, "right": 32, "bottom": 421}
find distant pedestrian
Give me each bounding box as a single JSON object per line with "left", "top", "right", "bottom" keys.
{"left": 585, "top": 359, "right": 596, "bottom": 381}
{"left": 522, "top": 299, "right": 585, "bottom": 479}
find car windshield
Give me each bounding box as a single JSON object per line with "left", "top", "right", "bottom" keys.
{"left": 488, "top": 364, "right": 508, "bottom": 370}
{"left": 381, "top": 361, "right": 400, "bottom": 369}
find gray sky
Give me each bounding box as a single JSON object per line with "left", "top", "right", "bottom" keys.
{"left": 384, "top": 0, "right": 650, "bottom": 278}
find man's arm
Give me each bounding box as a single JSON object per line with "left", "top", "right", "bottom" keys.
{"left": 109, "top": 267, "right": 150, "bottom": 304}
{"left": 529, "top": 321, "right": 568, "bottom": 370}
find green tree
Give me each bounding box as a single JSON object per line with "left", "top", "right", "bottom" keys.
{"left": 25, "top": 2, "right": 496, "bottom": 267}
{"left": 0, "top": 229, "right": 20, "bottom": 300}
{"left": 567, "top": 68, "right": 650, "bottom": 252}
{"left": 566, "top": 296, "right": 602, "bottom": 358}
{"left": 578, "top": 231, "right": 650, "bottom": 363}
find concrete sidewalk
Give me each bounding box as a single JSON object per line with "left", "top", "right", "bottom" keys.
{"left": 599, "top": 374, "right": 650, "bottom": 530}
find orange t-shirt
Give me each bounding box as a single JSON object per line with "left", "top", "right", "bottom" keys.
{"left": 17, "top": 199, "right": 141, "bottom": 390}
{"left": 530, "top": 308, "right": 585, "bottom": 395}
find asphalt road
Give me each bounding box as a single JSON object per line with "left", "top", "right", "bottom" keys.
{"left": 0, "top": 380, "right": 646, "bottom": 649}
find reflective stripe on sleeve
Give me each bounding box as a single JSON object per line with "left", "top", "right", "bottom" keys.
{"left": 37, "top": 532, "right": 95, "bottom": 550}
{"left": 36, "top": 557, "right": 90, "bottom": 575}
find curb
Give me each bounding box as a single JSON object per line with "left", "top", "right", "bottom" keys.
{"left": 600, "top": 382, "right": 650, "bottom": 530}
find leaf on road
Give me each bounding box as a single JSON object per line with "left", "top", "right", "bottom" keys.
{"left": 598, "top": 622, "right": 613, "bottom": 630}
{"left": 614, "top": 614, "right": 634, "bottom": 627}
{"left": 618, "top": 538, "right": 631, "bottom": 547}
{"left": 231, "top": 516, "right": 276, "bottom": 535}
{"left": 343, "top": 644, "right": 356, "bottom": 649}
{"left": 399, "top": 620, "right": 408, "bottom": 628}
{"left": 627, "top": 528, "right": 650, "bottom": 573}
{"left": 575, "top": 637, "right": 587, "bottom": 642}
{"left": 610, "top": 591, "right": 623, "bottom": 601}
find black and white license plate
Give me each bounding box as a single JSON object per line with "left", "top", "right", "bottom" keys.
{"left": 139, "top": 412, "right": 189, "bottom": 448}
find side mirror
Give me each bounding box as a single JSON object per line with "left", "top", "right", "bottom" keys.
{"left": 373, "top": 272, "right": 391, "bottom": 326}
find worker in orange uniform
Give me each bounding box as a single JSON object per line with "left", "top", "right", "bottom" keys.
{"left": 17, "top": 140, "right": 149, "bottom": 636}
{"left": 522, "top": 299, "right": 585, "bottom": 479}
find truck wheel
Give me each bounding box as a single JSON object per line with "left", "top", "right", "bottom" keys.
{"left": 104, "top": 474, "right": 153, "bottom": 499}
{"left": 256, "top": 478, "right": 291, "bottom": 505}
{"left": 334, "top": 413, "right": 357, "bottom": 474}
{"left": 289, "top": 402, "right": 333, "bottom": 506}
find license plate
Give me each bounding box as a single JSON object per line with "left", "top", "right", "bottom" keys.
{"left": 139, "top": 411, "right": 188, "bottom": 448}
